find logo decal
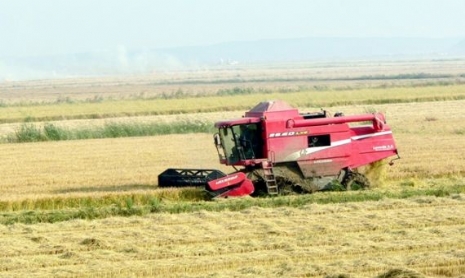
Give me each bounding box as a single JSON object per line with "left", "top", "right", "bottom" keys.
{"left": 269, "top": 131, "right": 308, "bottom": 138}
{"left": 373, "top": 145, "right": 394, "bottom": 151}
{"left": 215, "top": 175, "right": 238, "bottom": 184}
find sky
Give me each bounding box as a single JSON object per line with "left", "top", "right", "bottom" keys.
{"left": 1, "top": 0, "right": 465, "bottom": 58}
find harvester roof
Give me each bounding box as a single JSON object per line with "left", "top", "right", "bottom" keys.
{"left": 245, "top": 100, "right": 299, "bottom": 119}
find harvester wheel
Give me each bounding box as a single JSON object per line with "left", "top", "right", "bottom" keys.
{"left": 342, "top": 172, "right": 370, "bottom": 190}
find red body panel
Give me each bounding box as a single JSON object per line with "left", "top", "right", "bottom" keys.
{"left": 207, "top": 172, "right": 254, "bottom": 197}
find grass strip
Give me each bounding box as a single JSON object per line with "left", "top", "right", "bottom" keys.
{"left": 1, "top": 184, "right": 464, "bottom": 225}
{"left": 6, "top": 120, "right": 216, "bottom": 143}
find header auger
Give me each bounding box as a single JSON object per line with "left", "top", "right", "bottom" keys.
{"left": 158, "top": 100, "right": 399, "bottom": 198}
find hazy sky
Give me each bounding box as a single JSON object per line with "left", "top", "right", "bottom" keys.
{"left": 1, "top": 0, "right": 465, "bottom": 58}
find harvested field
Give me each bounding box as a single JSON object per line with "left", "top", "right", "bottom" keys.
{"left": 1, "top": 196, "right": 464, "bottom": 277}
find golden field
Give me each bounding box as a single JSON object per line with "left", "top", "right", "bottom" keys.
{"left": 0, "top": 60, "right": 465, "bottom": 277}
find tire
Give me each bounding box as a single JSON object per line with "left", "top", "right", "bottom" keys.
{"left": 342, "top": 172, "right": 370, "bottom": 190}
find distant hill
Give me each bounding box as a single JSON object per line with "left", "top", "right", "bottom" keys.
{"left": 160, "top": 37, "right": 462, "bottom": 63}
{"left": 1, "top": 37, "right": 464, "bottom": 80}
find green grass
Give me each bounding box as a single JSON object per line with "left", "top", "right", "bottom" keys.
{"left": 6, "top": 120, "right": 216, "bottom": 143}
{"left": 1, "top": 181, "right": 464, "bottom": 224}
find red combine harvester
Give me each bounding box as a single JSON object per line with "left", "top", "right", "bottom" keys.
{"left": 158, "top": 100, "right": 399, "bottom": 197}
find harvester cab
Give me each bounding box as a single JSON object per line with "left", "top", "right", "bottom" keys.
{"left": 214, "top": 122, "right": 264, "bottom": 164}
{"left": 158, "top": 100, "right": 400, "bottom": 198}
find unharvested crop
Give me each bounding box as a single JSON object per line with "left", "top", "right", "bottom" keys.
{"left": 1, "top": 83, "right": 465, "bottom": 123}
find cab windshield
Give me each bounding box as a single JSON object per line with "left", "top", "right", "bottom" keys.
{"left": 218, "top": 123, "right": 262, "bottom": 164}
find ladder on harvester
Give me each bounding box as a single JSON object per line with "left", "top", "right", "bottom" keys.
{"left": 262, "top": 161, "right": 279, "bottom": 195}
